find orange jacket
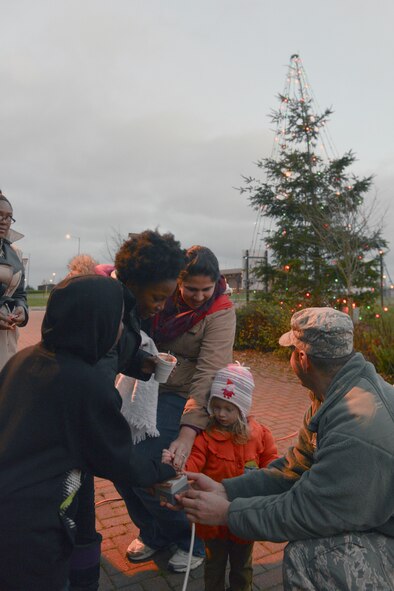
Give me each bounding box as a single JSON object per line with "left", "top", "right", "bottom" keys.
{"left": 185, "top": 417, "right": 278, "bottom": 542}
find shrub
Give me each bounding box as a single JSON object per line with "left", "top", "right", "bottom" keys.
{"left": 235, "top": 302, "right": 291, "bottom": 353}
{"left": 354, "top": 312, "right": 394, "bottom": 382}
{"left": 235, "top": 300, "right": 394, "bottom": 382}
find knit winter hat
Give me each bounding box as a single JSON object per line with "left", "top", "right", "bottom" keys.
{"left": 208, "top": 363, "right": 255, "bottom": 422}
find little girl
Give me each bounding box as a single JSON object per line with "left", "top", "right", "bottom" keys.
{"left": 163, "top": 363, "right": 278, "bottom": 591}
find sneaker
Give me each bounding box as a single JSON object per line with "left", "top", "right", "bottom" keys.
{"left": 126, "top": 537, "right": 158, "bottom": 562}
{"left": 167, "top": 548, "right": 204, "bottom": 573}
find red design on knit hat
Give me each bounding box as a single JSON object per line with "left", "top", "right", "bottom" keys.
{"left": 222, "top": 379, "right": 235, "bottom": 399}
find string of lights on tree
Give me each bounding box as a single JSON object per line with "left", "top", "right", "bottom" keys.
{"left": 242, "top": 54, "right": 388, "bottom": 314}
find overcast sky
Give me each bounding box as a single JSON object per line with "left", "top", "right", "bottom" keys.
{"left": 1, "top": 0, "right": 393, "bottom": 288}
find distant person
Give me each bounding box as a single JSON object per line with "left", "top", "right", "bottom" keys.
{"left": 163, "top": 363, "right": 278, "bottom": 591}
{"left": 176, "top": 308, "right": 394, "bottom": 590}
{"left": 0, "top": 189, "right": 28, "bottom": 371}
{"left": 67, "top": 254, "right": 99, "bottom": 277}
{"left": 66, "top": 252, "right": 115, "bottom": 281}
{"left": 0, "top": 275, "right": 176, "bottom": 591}
{"left": 121, "top": 245, "right": 236, "bottom": 573}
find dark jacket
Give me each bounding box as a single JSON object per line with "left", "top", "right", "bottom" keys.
{"left": 0, "top": 230, "right": 28, "bottom": 319}
{"left": 0, "top": 230, "right": 29, "bottom": 371}
{"left": 0, "top": 276, "right": 175, "bottom": 591}
{"left": 96, "top": 281, "right": 153, "bottom": 382}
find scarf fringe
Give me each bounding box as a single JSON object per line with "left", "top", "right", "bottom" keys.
{"left": 130, "top": 426, "right": 160, "bottom": 445}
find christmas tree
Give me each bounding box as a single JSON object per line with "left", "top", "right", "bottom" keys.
{"left": 242, "top": 55, "right": 386, "bottom": 310}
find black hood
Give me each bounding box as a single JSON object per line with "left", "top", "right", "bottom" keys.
{"left": 42, "top": 275, "right": 123, "bottom": 365}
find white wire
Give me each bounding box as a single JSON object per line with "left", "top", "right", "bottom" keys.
{"left": 181, "top": 522, "right": 196, "bottom": 591}
{"left": 95, "top": 497, "right": 197, "bottom": 590}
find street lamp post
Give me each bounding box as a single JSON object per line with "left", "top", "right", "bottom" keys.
{"left": 243, "top": 249, "right": 267, "bottom": 303}
{"left": 66, "top": 234, "right": 81, "bottom": 255}
{"left": 22, "top": 254, "right": 31, "bottom": 288}
{"left": 379, "top": 250, "right": 384, "bottom": 309}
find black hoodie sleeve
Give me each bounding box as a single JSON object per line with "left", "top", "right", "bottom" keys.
{"left": 116, "top": 330, "right": 152, "bottom": 381}
{"left": 78, "top": 379, "right": 175, "bottom": 488}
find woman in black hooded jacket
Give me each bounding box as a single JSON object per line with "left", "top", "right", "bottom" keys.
{"left": 0, "top": 275, "right": 176, "bottom": 591}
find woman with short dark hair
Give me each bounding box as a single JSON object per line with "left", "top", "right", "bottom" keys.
{"left": 120, "top": 245, "right": 236, "bottom": 573}
{"left": 70, "top": 229, "right": 186, "bottom": 591}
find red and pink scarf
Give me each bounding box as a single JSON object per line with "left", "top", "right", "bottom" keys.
{"left": 152, "top": 276, "right": 232, "bottom": 344}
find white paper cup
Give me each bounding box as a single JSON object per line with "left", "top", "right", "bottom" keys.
{"left": 154, "top": 352, "right": 177, "bottom": 383}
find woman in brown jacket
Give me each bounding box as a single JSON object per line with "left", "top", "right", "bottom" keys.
{"left": 119, "top": 246, "right": 236, "bottom": 573}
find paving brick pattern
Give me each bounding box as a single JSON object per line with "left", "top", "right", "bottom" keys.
{"left": 18, "top": 311, "right": 310, "bottom": 591}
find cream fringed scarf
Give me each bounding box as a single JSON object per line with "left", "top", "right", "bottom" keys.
{"left": 116, "top": 331, "right": 160, "bottom": 444}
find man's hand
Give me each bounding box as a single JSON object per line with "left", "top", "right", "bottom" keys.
{"left": 160, "top": 472, "right": 228, "bottom": 511}
{"left": 185, "top": 472, "right": 227, "bottom": 496}
{"left": 178, "top": 488, "right": 230, "bottom": 526}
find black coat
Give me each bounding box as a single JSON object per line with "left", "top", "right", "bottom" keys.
{"left": 0, "top": 276, "right": 175, "bottom": 591}
{"left": 98, "top": 283, "right": 153, "bottom": 382}
{"left": 0, "top": 235, "right": 28, "bottom": 322}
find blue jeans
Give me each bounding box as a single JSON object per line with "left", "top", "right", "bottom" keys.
{"left": 117, "top": 392, "right": 205, "bottom": 557}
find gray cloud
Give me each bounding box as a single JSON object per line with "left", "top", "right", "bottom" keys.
{"left": 0, "top": 0, "right": 393, "bottom": 289}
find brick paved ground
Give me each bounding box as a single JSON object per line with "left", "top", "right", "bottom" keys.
{"left": 18, "top": 311, "right": 309, "bottom": 591}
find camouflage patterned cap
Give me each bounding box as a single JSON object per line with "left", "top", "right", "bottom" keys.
{"left": 279, "top": 307, "right": 354, "bottom": 358}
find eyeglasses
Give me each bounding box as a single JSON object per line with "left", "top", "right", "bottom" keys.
{"left": 0, "top": 215, "right": 15, "bottom": 224}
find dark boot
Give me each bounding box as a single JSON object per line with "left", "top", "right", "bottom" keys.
{"left": 69, "top": 535, "right": 102, "bottom": 591}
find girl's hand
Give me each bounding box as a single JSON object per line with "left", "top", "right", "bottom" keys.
{"left": 161, "top": 448, "right": 174, "bottom": 465}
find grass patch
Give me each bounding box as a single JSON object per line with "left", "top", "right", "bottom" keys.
{"left": 27, "top": 292, "right": 50, "bottom": 307}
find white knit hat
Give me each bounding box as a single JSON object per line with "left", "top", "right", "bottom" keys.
{"left": 207, "top": 363, "right": 255, "bottom": 422}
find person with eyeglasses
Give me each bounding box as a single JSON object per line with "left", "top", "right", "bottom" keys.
{"left": 0, "top": 189, "right": 28, "bottom": 371}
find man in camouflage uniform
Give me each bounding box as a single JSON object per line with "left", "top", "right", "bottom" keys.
{"left": 178, "top": 307, "right": 394, "bottom": 590}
